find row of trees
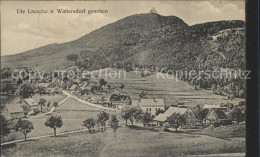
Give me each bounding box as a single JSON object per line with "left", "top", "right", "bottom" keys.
{"left": 1, "top": 115, "right": 63, "bottom": 140}
{"left": 83, "top": 111, "right": 119, "bottom": 137}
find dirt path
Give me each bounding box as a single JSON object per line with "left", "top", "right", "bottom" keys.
{"left": 28, "top": 96, "right": 70, "bottom": 119}
{"left": 62, "top": 90, "right": 117, "bottom": 111}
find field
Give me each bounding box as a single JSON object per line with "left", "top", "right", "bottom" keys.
{"left": 97, "top": 69, "right": 244, "bottom": 106}
{"left": 2, "top": 97, "right": 119, "bottom": 143}
{"left": 182, "top": 124, "right": 246, "bottom": 140}
{"left": 1, "top": 127, "right": 245, "bottom": 157}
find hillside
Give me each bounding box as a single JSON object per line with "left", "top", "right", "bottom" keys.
{"left": 1, "top": 13, "right": 245, "bottom": 71}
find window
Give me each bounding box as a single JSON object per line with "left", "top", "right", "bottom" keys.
{"left": 155, "top": 108, "right": 157, "bottom": 111}
{"left": 149, "top": 108, "right": 151, "bottom": 111}
{"left": 146, "top": 108, "right": 148, "bottom": 112}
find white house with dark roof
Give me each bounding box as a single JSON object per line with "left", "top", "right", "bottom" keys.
{"left": 109, "top": 94, "right": 132, "bottom": 107}
{"left": 20, "top": 98, "right": 38, "bottom": 115}
{"left": 139, "top": 98, "right": 165, "bottom": 116}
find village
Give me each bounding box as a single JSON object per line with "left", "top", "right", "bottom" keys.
{"left": 0, "top": 4, "right": 247, "bottom": 156}
{"left": 1, "top": 67, "right": 246, "bottom": 145}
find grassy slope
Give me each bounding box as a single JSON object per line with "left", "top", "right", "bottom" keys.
{"left": 183, "top": 124, "right": 246, "bottom": 140}
{"left": 1, "top": 13, "right": 244, "bottom": 71}
{"left": 1, "top": 127, "right": 245, "bottom": 157}
{"left": 2, "top": 97, "right": 120, "bottom": 143}
{"left": 103, "top": 69, "right": 244, "bottom": 106}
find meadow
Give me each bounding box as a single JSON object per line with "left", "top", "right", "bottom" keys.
{"left": 100, "top": 69, "right": 244, "bottom": 106}
{"left": 1, "top": 127, "right": 245, "bottom": 157}
{"left": 2, "top": 97, "right": 119, "bottom": 143}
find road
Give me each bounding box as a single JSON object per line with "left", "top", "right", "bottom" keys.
{"left": 62, "top": 90, "right": 117, "bottom": 111}
{"left": 28, "top": 96, "right": 70, "bottom": 119}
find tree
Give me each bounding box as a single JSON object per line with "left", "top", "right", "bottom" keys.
{"left": 83, "top": 118, "right": 96, "bottom": 133}
{"left": 17, "top": 78, "right": 23, "bottom": 87}
{"left": 96, "top": 114, "right": 103, "bottom": 132}
{"left": 230, "top": 107, "right": 244, "bottom": 124}
{"left": 53, "top": 101, "right": 59, "bottom": 107}
{"left": 120, "top": 106, "right": 132, "bottom": 126}
{"left": 66, "top": 54, "right": 79, "bottom": 61}
{"left": 168, "top": 114, "right": 186, "bottom": 132}
{"left": 196, "top": 109, "right": 209, "bottom": 121}
{"left": 97, "top": 111, "right": 110, "bottom": 131}
{"left": 155, "top": 109, "right": 164, "bottom": 116}
{"left": 0, "top": 115, "right": 10, "bottom": 139}
{"left": 139, "top": 112, "right": 153, "bottom": 127}
{"left": 46, "top": 101, "right": 51, "bottom": 111}
{"left": 99, "top": 78, "right": 107, "bottom": 87}
{"left": 109, "top": 115, "right": 119, "bottom": 137}
{"left": 121, "top": 106, "right": 142, "bottom": 127}
{"left": 15, "top": 119, "right": 34, "bottom": 140}
{"left": 139, "top": 91, "right": 146, "bottom": 99}
{"left": 17, "top": 84, "right": 34, "bottom": 99}
{"left": 107, "top": 84, "right": 111, "bottom": 90}
{"left": 119, "top": 84, "right": 125, "bottom": 93}
{"left": 129, "top": 106, "right": 142, "bottom": 127}
{"left": 0, "top": 67, "right": 12, "bottom": 79}
{"left": 21, "top": 104, "right": 30, "bottom": 118}
{"left": 38, "top": 98, "right": 46, "bottom": 113}
{"left": 38, "top": 86, "right": 46, "bottom": 96}
{"left": 45, "top": 116, "right": 63, "bottom": 136}
{"left": 178, "top": 115, "right": 186, "bottom": 129}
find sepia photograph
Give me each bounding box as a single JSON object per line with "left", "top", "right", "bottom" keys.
{"left": 0, "top": 1, "right": 250, "bottom": 156}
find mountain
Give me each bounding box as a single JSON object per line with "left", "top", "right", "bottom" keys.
{"left": 1, "top": 13, "right": 245, "bottom": 71}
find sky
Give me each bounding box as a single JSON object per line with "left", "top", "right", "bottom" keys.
{"left": 1, "top": 1, "right": 245, "bottom": 56}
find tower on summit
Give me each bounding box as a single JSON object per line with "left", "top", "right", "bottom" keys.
{"left": 150, "top": 7, "right": 157, "bottom": 14}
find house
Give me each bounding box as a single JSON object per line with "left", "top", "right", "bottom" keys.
{"left": 153, "top": 114, "right": 168, "bottom": 126}
{"left": 204, "top": 108, "right": 231, "bottom": 126}
{"left": 2, "top": 103, "right": 24, "bottom": 120}
{"left": 153, "top": 106, "right": 187, "bottom": 125}
{"left": 203, "top": 104, "right": 227, "bottom": 110}
{"left": 183, "top": 107, "right": 201, "bottom": 129}
{"left": 109, "top": 94, "right": 132, "bottom": 107}
{"left": 69, "top": 84, "right": 80, "bottom": 91}
{"left": 139, "top": 98, "right": 165, "bottom": 116}
{"left": 20, "top": 98, "right": 38, "bottom": 115}
{"left": 131, "top": 99, "right": 140, "bottom": 107}
{"left": 164, "top": 106, "right": 187, "bottom": 116}
{"left": 150, "top": 7, "right": 157, "bottom": 14}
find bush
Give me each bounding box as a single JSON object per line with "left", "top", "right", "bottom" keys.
{"left": 66, "top": 54, "right": 79, "bottom": 61}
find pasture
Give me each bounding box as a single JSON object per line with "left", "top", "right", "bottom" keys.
{"left": 1, "top": 127, "right": 245, "bottom": 157}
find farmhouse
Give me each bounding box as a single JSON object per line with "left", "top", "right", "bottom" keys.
{"left": 139, "top": 98, "right": 165, "bottom": 116}
{"left": 153, "top": 106, "right": 187, "bottom": 125}
{"left": 2, "top": 103, "right": 24, "bottom": 120}
{"left": 69, "top": 84, "right": 80, "bottom": 91}
{"left": 205, "top": 108, "right": 231, "bottom": 126}
{"left": 153, "top": 114, "right": 168, "bottom": 126}
{"left": 20, "top": 98, "right": 38, "bottom": 115}
{"left": 109, "top": 94, "right": 132, "bottom": 107}
{"left": 183, "top": 107, "right": 202, "bottom": 129}
{"left": 164, "top": 106, "right": 187, "bottom": 116}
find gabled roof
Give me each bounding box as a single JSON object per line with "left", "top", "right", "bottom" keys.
{"left": 153, "top": 114, "right": 168, "bottom": 122}
{"left": 24, "top": 98, "right": 37, "bottom": 106}
{"left": 131, "top": 99, "right": 140, "bottom": 107}
{"left": 164, "top": 107, "right": 187, "bottom": 116}
{"left": 110, "top": 94, "right": 130, "bottom": 102}
{"left": 70, "top": 84, "right": 78, "bottom": 90}
{"left": 203, "top": 104, "right": 224, "bottom": 109}
{"left": 139, "top": 99, "right": 164, "bottom": 107}
{"left": 39, "top": 83, "right": 50, "bottom": 88}
{"left": 213, "top": 109, "right": 227, "bottom": 119}
{"left": 6, "top": 103, "right": 23, "bottom": 113}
